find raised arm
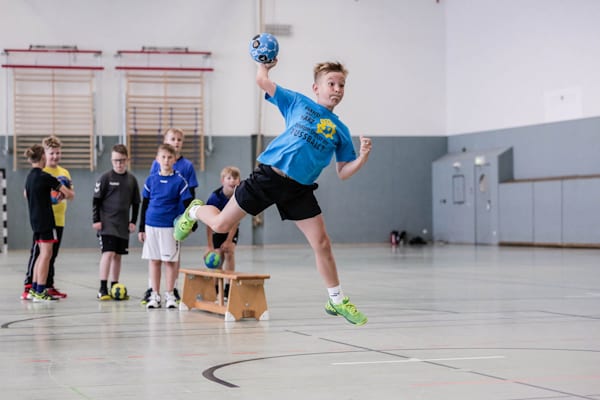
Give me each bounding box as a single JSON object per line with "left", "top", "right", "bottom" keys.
{"left": 256, "top": 60, "right": 278, "bottom": 97}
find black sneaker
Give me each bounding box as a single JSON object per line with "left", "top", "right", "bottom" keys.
{"left": 140, "top": 287, "right": 152, "bottom": 305}
{"left": 173, "top": 287, "right": 181, "bottom": 304}
{"left": 97, "top": 288, "right": 111, "bottom": 301}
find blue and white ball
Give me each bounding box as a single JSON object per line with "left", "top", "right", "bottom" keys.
{"left": 204, "top": 251, "right": 222, "bottom": 269}
{"left": 249, "top": 33, "right": 279, "bottom": 63}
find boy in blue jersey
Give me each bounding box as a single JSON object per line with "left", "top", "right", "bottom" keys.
{"left": 138, "top": 144, "right": 192, "bottom": 309}
{"left": 175, "top": 60, "right": 373, "bottom": 325}
{"left": 141, "top": 128, "right": 198, "bottom": 305}
{"left": 205, "top": 166, "right": 241, "bottom": 300}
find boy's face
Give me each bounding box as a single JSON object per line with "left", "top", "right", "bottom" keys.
{"left": 156, "top": 149, "right": 176, "bottom": 173}
{"left": 44, "top": 146, "right": 61, "bottom": 168}
{"left": 221, "top": 173, "right": 240, "bottom": 191}
{"left": 111, "top": 151, "right": 128, "bottom": 174}
{"left": 312, "top": 71, "right": 346, "bottom": 111}
{"left": 164, "top": 131, "right": 184, "bottom": 155}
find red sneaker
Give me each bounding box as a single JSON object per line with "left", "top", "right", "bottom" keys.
{"left": 47, "top": 287, "right": 68, "bottom": 298}
{"left": 20, "top": 284, "right": 32, "bottom": 300}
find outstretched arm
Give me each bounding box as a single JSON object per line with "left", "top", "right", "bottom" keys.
{"left": 256, "top": 60, "right": 278, "bottom": 97}
{"left": 336, "top": 136, "right": 372, "bottom": 180}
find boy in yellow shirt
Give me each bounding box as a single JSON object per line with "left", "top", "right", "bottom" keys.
{"left": 21, "top": 135, "right": 75, "bottom": 300}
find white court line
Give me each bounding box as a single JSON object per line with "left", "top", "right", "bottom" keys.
{"left": 565, "top": 292, "right": 600, "bottom": 298}
{"left": 332, "top": 355, "right": 505, "bottom": 366}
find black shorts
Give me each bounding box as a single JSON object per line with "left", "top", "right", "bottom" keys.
{"left": 213, "top": 230, "right": 239, "bottom": 249}
{"left": 98, "top": 234, "right": 129, "bottom": 255}
{"left": 34, "top": 229, "right": 58, "bottom": 243}
{"left": 235, "top": 164, "right": 321, "bottom": 221}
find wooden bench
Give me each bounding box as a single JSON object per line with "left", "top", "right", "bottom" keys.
{"left": 179, "top": 268, "right": 270, "bottom": 321}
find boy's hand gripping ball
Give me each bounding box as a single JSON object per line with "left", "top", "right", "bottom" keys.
{"left": 249, "top": 33, "right": 279, "bottom": 63}
{"left": 50, "top": 176, "right": 71, "bottom": 204}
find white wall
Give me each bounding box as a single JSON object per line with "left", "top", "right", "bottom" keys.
{"left": 446, "top": 0, "right": 600, "bottom": 134}
{"left": 3, "top": 1, "right": 599, "bottom": 139}
{"left": 0, "top": 0, "right": 446, "bottom": 139}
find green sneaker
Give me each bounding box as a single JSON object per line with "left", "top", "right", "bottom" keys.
{"left": 325, "top": 297, "right": 367, "bottom": 326}
{"left": 32, "top": 289, "right": 59, "bottom": 302}
{"left": 173, "top": 199, "right": 204, "bottom": 241}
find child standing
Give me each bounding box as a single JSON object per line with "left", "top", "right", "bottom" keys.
{"left": 93, "top": 144, "right": 141, "bottom": 300}
{"left": 21, "top": 135, "right": 75, "bottom": 300}
{"left": 139, "top": 144, "right": 192, "bottom": 309}
{"left": 205, "top": 166, "right": 241, "bottom": 299}
{"left": 23, "top": 144, "right": 74, "bottom": 301}
{"left": 141, "top": 128, "right": 198, "bottom": 305}
{"left": 174, "top": 60, "right": 372, "bottom": 325}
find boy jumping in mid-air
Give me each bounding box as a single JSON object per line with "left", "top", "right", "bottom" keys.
{"left": 174, "top": 58, "right": 372, "bottom": 325}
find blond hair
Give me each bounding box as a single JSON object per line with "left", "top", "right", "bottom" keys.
{"left": 164, "top": 128, "right": 184, "bottom": 138}
{"left": 221, "top": 166, "right": 241, "bottom": 180}
{"left": 313, "top": 61, "right": 348, "bottom": 82}
{"left": 42, "top": 135, "right": 62, "bottom": 149}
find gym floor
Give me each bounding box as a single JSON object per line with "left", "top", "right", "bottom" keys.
{"left": 1, "top": 243, "right": 599, "bottom": 400}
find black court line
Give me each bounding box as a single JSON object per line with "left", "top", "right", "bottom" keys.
{"left": 202, "top": 350, "right": 365, "bottom": 388}
{"left": 202, "top": 338, "right": 600, "bottom": 399}
{"left": 2, "top": 314, "right": 61, "bottom": 329}
{"left": 1, "top": 311, "right": 123, "bottom": 329}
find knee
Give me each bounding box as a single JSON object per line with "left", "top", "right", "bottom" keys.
{"left": 211, "top": 222, "right": 232, "bottom": 234}
{"left": 313, "top": 233, "right": 332, "bottom": 254}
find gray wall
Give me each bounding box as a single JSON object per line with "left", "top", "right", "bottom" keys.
{"left": 448, "top": 117, "right": 600, "bottom": 179}
{"left": 2, "top": 136, "right": 447, "bottom": 250}
{"left": 443, "top": 116, "right": 600, "bottom": 246}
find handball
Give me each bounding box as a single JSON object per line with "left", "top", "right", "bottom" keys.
{"left": 249, "top": 33, "right": 279, "bottom": 63}
{"left": 51, "top": 176, "right": 71, "bottom": 204}
{"left": 57, "top": 175, "right": 71, "bottom": 188}
{"left": 110, "top": 283, "right": 129, "bottom": 300}
{"left": 204, "top": 251, "right": 222, "bottom": 269}
{"left": 50, "top": 190, "right": 61, "bottom": 204}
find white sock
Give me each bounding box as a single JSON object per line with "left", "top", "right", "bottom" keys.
{"left": 327, "top": 285, "right": 344, "bottom": 305}
{"left": 187, "top": 205, "right": 201, "bottom": 220}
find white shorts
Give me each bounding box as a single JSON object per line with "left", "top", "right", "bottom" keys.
{"left": 142, "top": 226, "right": 180, "bottom": 262}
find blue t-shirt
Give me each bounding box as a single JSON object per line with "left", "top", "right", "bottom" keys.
{"left": 257, "top": 85, "right": 357, "bottom": 185}
{"left": 151, "top": 156, "right": 197, "bottom": 211}
{"left": 142, "top": 173, "right": 192, "bottom": 227}
{"left": 206, "top": 187, "right": 229, "bottom": 211}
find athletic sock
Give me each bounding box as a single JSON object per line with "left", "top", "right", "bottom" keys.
{"left": 100, "top": 280, "right": 108, "bottom": 292}
{"left": 188, "top": 205, "right": 201, "bottom": 220}
{"left": 110, "top": 281, "right": 118, "bottom": 288}
{"left": 327, "top": 285, "right": 344, "bottom": 305}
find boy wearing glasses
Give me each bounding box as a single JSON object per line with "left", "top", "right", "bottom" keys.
{"left": 92, "top": 144, "right": 141, "bottom": 300}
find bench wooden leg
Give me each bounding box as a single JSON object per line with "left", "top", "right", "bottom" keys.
{"left": 180, "top": 273, "right": 216, "bottom": 311}
{"left": 225, "top": 279, "right": 269, "bottom": 321}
